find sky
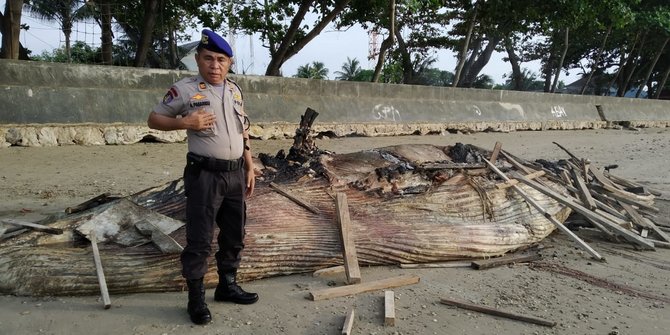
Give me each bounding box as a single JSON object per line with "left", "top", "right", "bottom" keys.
{"left": 6, "top": 2, "right": 577, "bottom": 85}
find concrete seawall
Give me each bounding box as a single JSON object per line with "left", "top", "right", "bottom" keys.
{"left": 1, "top": 59, "right": 668, "bottom": 147}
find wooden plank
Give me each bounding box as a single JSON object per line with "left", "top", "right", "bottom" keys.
{"left": 513, "top": 173, "right": 655, "bottom": 250}
{"left": 482, "top": 158, "right": 604, "bottom": 260}
{"left": 471, "top": 253, "right": 542, "bottom": 270}
{"left": 384, "top": 291, "right": 395, "bottom": 326}
{"left": 335, "top": 193, "right": 361, "bottom": 285}
{"left": 134, "top": 220, "right": 183, "bottom": 254}
{"left": 489, "top": 141, "right": 503, "bottom": 162}
{"left": 589, "top": 166, "right": 620, "bottom": 189}
{"left": 495, "top": 170, "right": 545, "bottom": 190}
{"left": 605, "top": 173, "right": 663, "bottom": 196}
{"left": 643, "top": 217, "right": 670, "bottom": 243}
{"left": 270, "top": 182, "right": 320, "bottom": 214}
{"left": 90, "top": 231, "right": 111, "bottom": 309}
{"left": 570, "top": 168, "right": 597, "bottom": 210}
{"left": 590, "top": 185, "right": 659, "bottom": 213}
{"left": 313, "top": 265, "right": 344, "bottom": 277}
{"left": 341, "top": 308, "right": 355, "bottom": 335}
{"left": 399, "top": 261, "right": 472, "bottom": 269}
{"left": 309, "top": 275, "right": 420, "bottom": 301}
{"left": 440, "top": 297, "right": 556, "bottom": 327}
{"left": 1, "top": 218, "right": 63, "bottom": 235}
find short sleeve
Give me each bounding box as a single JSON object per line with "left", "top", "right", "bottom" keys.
{"left": 153, "top": 85, "right": 186, "bottom": 117}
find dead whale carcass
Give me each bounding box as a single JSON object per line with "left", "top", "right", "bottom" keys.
{"left": 0, "top": 143, "right": 570, "bottom": 296}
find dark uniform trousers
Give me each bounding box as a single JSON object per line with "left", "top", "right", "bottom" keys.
{"left": 181, "top": 159, "right": 246, "bottom": 280}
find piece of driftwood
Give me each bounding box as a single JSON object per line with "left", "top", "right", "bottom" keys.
{"left": 605, "top": 172, "right": 663, "bottom": 196}
{"left": 342, "top": 308, "right": 355, "bottom": 335}
{"left": 1, "top": 219, "right": 63, "bottom": 235}
{"left": 440, "top": 297, "right": 556, "bottom": 327}
{"left": 471, "top": 253, "right": 542, "bottom": 270}
{"left": 385, "top": 290, "right": 395, "bottom": 326}
{"left": 65, "top": 193, "right": 114, "bottom": 214}
{"left": 335, "top": 193, "right": 361, "bottom": 285}
{"left": 269, "top": 182, "right": 320, "bottom": 215}
{"left": 309, "top": 275, "right": 420, "bottom": 301}
{"left": 482, "top": 158, "right": 604, "bottom": 260}
{"left": 399, "top": 261, "right": 472, "bottom": 269}
{"left": 90, "top": 231, "right": 111, "bottom": 309}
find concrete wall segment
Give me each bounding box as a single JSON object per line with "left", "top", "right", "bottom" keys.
{"left": 1, "top": 59, "right": 669, "bottom": 148}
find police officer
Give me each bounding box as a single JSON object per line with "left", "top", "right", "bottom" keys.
{"left": 148, "top": 29, "right": 258, "bottom": 325}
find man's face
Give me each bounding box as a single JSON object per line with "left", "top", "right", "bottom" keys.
{"left": 195, "top": 49, "right": 232, "bottom": 85}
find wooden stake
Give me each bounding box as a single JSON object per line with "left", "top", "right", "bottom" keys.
{"left": 489, "top": 141, "right": 503, "bottom": 162}
{"left": 342, "top": 308, "right": 355, "bottom": 335}
{"left": 309, "top": 275, "right": 420, "bottom": 301}
{"left": 384, "top": 291, "right": 396, "bottom": 326}
{"left": 270, "top": 182, "right": 320, "bottom": 215}
{"left": 90, "top": 231, "right": 111, "bottom": 309}
{"left": 335, "top": 193, "right": 361, "bottom": 285}
{"left": 440, "top": 297, "right": 556, "bottom": 327}
{"left": 482, "top": 158, "right": 604, "bottom": 260}
{"left": 1, "top": 218, "right": 63, "bottom": 235}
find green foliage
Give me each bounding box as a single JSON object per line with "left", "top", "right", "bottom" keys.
{"left": 334, "top": 57, "right": 363, "bottom": 80}
{"left": 31, "top": 41, "right": 100, "bottom": 63}
{"left": 294, "top": 61, "right": 329, "bottom": 79}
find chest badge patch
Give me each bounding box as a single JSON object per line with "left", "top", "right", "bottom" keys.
{"left": 191, "top": 93, "right": 206, "bottom": 100}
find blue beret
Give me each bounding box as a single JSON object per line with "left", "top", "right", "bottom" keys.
{"left": 199, "top": 29, "right": 233, "bottom": 57}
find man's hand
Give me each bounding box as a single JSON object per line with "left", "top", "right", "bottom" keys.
{"left": 184, "top": 109, "right": 216, "bottom": 131}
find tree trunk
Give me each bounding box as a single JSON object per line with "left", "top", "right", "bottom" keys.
{"left": 395, "top": 30, "right": 413, "bottom": 84}
{"left": 504, "top": 37, "right": 523, "bottom": 90}
{"left": 372, "top": 0, "right": 395, "bottom": 83}
{"left": 461, "top": 35, "right": 501, "bottom": 87}
{"left": 99, "top": 0, "right": 113, "bottom": 65}
{"left": 653, "top": 63, "right": 669, "bottom": 99}
{"left": 551, "top": 28, "right": 569, "bottom": 93}
{"left": 134, "top": 0, "right": 160, "bottom": 67}
{"left": 620, "top": 31, "right": 647, "bottom": 96}
{"left": 636, "top": 37, "right": 668, "bottom": 98}
{"left": 452, "top": 6, "right": 477, "bottom": 87}
{"left": 372, "top": 36, "right": 392, "bottom": 83}
{"left": 580, "top": 25, "right": 611, "bottom": 95}
{"left": 1, "top": 0, "right": 23, "bottom": 59}
{"left": 265, "top": 0, "right": 351, "bottom": 76}
{"left": 607, "top": 33, "right": 639, "bottom": 96}
{"left": 457, "top": 37, "right": 481, "bottom": 86}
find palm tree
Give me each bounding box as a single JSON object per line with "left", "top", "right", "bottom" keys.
{"left": 24, "top": 0, "right": 93, "bottom": 63}
{"left": 294, "top": 61, "right": 329, "bottom": 79}
{"left": 334, "top": 57, "right": 362, "bottom": 80}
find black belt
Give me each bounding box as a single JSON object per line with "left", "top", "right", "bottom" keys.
{"left": 187, "top": 152, "right": 243, "bottom": 172}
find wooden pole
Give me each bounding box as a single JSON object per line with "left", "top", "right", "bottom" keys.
{"left": 440, "top": 297, "right": 556, "bottom": 327}
{"left": 270, "top": 182, "right": 320, "bottom": 215}
{"left": 90, "top": 231, "right": 112, "bottom": 309}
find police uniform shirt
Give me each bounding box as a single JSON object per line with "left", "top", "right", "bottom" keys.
{"left": 154, "top": 75, "right": 247, "bottom": 160}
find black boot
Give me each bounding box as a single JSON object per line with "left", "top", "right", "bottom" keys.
{"left": 186, "top": 278, "right": 212, "bottom": 325}
{"left": 214, "top": 271, "right": 259, "bottom": 304}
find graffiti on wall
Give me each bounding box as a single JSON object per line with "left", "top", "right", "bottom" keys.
{"left": 551, "top": 105, "right": 567, "bottom": 118}
{"left": 373, "top": 104, "right": 402, "bottom": 121}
